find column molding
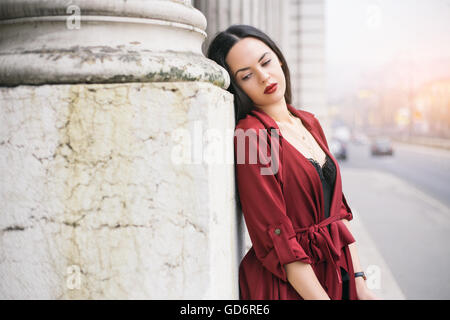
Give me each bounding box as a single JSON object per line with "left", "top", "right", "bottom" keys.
{"left": 0, "top": 0, "right": 229, "bottom": 88}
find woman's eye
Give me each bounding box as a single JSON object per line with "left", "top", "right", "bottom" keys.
{"left": 241, "top": 59, "right": 271, "bottom": 81}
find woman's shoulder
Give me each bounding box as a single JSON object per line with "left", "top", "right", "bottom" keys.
{"left": 290, "top": 105, "right": 317, "bottom": 122}
{"left": 292, "top": 106, "right": 322, "bottom": 128}
{"left": 296, "top": 108, "right": 316, "bottom": 119}
{"left": 235, "top": 113, "right": 266, "bottom": 131}
{"left": 234, "top": 106, "right": 319, "bottom": 131}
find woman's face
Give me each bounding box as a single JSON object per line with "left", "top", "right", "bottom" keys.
{"left": 225, "top": 37, "right": 286, "bottom": 108}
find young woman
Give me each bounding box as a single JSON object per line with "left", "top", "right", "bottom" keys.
{"left": 207, "top": 25, "right": 379, "bottom": 300}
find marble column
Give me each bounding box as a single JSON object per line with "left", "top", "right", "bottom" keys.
{"left": 0, "top": 0, "right": 240, "bottom": 299}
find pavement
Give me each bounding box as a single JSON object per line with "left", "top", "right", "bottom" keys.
{"left": 341, "top": 165, "right": 450, "bottom": 300}
{"left": 392, "top": 136, "right": 450, "bottom": 151}
{"left": 341, "top": 176, "right": 407, "bottom": 300}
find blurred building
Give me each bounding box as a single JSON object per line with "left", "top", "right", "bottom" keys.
{"left": 414, "top": 79, "right": 450, "bottom": 138}
{"left": 194, "top": 0, "right": 329, "bottom": 122}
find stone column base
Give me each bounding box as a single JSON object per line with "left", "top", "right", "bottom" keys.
{"left": 0, "top": 82, "right": 239, "bottom": 299}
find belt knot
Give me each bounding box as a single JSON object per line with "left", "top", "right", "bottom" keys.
{"left": 307, "top": 224, "right": 320, "bottom": 239}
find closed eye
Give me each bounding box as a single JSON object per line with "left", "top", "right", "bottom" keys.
{"left": 242, "top": 59, "right": 272, "bottom": 81}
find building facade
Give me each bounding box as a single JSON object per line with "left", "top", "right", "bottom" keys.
{"left": 194, "top": 0, "right": 329, "bottom": 120}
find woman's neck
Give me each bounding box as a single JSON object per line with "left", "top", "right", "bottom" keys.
{"left": 254, "top": 98, "right": 295, "bottom": 125}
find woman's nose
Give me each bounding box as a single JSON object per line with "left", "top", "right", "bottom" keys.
{"left": 259, "top": 70, "right": 270, "bottom": 83}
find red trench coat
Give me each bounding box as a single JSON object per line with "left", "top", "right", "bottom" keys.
{"left": 234, "top": 103, "right": 359, "bottom": 300}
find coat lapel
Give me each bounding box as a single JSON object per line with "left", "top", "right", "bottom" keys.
{"left": 288, "top": 105, "right": 343, "bottom": 219}
{"left": 250, "top": 104, "right": 342, "bottom": 220}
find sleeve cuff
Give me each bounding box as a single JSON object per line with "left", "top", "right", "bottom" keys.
{"left": 258, "top": 222, "right": 312, "bottom": 282}
{"left": 340, "top": 193, "right": 354, "bottom": 221}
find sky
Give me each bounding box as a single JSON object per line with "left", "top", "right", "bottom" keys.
{"left": 325, "top": 0, "right": 450, "bottom": 100}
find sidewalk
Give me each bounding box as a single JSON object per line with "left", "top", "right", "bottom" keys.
{"left": 345, "top": 204, "right": 406, "bottom": 300}
{"left": 341, "top": 167, "right": 407, "bottom": 300}
{"left": 341, "top": 166, "right": 450, "bottom": 300}
{"left": 391, "top": 136, "right": 450, "bottom": 151}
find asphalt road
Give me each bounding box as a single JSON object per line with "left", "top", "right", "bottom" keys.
{"left": 340, "top": 142, "right": 450, "bottom": 208}
{"left": 337, "top": 141, "right": 450, "bottom": 300}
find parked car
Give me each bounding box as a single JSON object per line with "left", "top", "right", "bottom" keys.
{"left": 352, "top": 132, "right": 370, "bottom": 145}
{"left": 370, "top": 137, "right": 394, "bottom": 156}
{"left": 330, "top": 139, "right": 347, "bottom": 160}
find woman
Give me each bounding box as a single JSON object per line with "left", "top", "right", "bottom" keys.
{"left": 207, "top": 25, "right": 379, "bottom": 300}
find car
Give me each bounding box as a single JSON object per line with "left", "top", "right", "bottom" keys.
{"left": 352, "top": 132, "right": 370, "bottom": 145}
{"left": 370, "top": 137, "right": 394, "bottom": 156}
{"left": 329, "top": 138, "right": 347, "bottom": 160}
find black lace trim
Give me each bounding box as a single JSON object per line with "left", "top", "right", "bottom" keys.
{"left": 307, "top": 155, "right": 336, "bottom": 182}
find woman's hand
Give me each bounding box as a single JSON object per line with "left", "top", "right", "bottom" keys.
{"left": 355, "top": 277, "right": 381, "bottom": 300}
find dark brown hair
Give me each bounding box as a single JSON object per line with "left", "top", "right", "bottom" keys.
{"left": 207, "top": 24, "right": 292, "bottom": 124}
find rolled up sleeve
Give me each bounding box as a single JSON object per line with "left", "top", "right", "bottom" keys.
{"left": 339, "top": 192, "right": 354, "bottom": 221}
{"left": 234, "top": 128, "right": 312, "bottom": 282}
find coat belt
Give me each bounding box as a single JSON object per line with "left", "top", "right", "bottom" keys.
{"left": 294, "top": 215, "right": 344, "bottom": 292}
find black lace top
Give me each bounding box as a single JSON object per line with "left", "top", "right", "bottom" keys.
{"left": 307, "top": 154, "right": 336, "bottom": 219}
{"left": 307, "top": 154, "right": 350, "bottom": 284}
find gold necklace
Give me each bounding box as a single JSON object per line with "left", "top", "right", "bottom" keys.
{"left": 287, "top": 111, "right": 320, "bottom": 161}
{"left": 276, "top": 110, "right": 324, "bottom": 163}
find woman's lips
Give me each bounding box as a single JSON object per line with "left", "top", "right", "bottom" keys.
{"left": 264, "top": 83, "right": 278, "bottom": 94}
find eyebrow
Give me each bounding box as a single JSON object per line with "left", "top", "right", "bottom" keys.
{"left": 234, "top": 52, "right": 270, "bottom": 78}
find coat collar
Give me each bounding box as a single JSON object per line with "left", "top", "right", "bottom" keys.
{"left": 249, "top": 103, "right": 316, "bottom": 132}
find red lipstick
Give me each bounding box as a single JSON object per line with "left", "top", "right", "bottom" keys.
{"left": 264, "top": 83, "right": 278, "bottom": 94}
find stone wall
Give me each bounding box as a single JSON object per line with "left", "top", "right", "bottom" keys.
{"left": 0, "top": 0, "right": 241, "bottom": 299}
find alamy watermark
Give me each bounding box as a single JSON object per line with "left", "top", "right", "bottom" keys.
{"left": 66, "top": 264, "right": 82, "bottom": 290}
{"left": 170, "top": 121, "right": 281, "bottom": 175}
{"left": 366, "top": 3, "right": 383, "bottom": 30}
{"left": 66, "top": 3, "right": 81, "bottom": 30}
{"left": 366, "top": 264, "right": 382, "bottom": 290}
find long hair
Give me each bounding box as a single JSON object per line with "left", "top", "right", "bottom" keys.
{"left": 207, "top": 24, "right": 293, "bottom": 125}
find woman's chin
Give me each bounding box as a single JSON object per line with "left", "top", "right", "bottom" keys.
{"left": 255, "top": 93, "right": 285, "bottom": 106}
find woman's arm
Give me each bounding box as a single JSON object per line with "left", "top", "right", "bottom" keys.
{"left": 284, "top": 261, "right": 330, "bottom": 300}
{"left": 341, "top": 219, "right": 364, "bottom": 273}
{"left": 341, "top": 219, "right": 380, "bottom": 300}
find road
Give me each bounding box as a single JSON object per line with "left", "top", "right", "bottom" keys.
{"left": 342, "top": 141, "right": 450, "bottom": 208}
{"left": 337, "top": 141, "right": 450, "bottom": 300}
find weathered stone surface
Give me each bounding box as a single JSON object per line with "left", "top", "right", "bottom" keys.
{"left": 0, "top": 0, "right": 229, "bottom": 87}
{"left": 0, "top": 82, "right": 238, "bottom": 299}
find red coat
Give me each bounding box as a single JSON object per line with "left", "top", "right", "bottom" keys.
{"left": 234, "top": 103, "right": 358, "bottom": 300}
